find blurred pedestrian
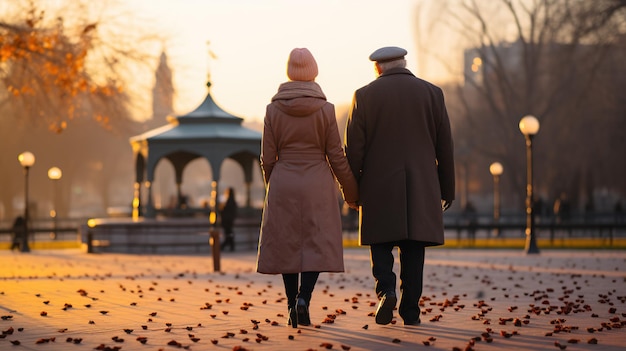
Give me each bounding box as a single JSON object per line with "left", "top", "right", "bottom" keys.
{"left": 345, "top": 46, "right": 455, "bottom": 326}
{"left": 553, "top": 192, "right": 571, "bottom": 224}
{"left": 256, "top": 48, "right": 359, "bottom": 328}
{"left": 10, "top": 216, "right": 25, "bottom": 251}
{"left": 220, "top": 187, "right": 238, "bottom": 252}
{"left": 614, "top": 201, "right": 623, "bottom": 236}
{"left": 463, "top": 201, "right": 478, "bottom": 244}
{"left": 553, "top": 192, "right": 572, "bottom": 237}
{"left": 615, "top": 200, "right": 623, "bottom": 224}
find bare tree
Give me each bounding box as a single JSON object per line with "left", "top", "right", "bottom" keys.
{"left": 419, "top": 0, "right": 626, "bottom": 212}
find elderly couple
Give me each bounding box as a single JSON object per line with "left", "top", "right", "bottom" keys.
{"left": 256, "top": 47, "right": 455, "bottom": 328}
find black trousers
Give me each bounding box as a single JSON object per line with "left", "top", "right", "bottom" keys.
{"left": 370, "top": 240, "right": 425, "bottom": 323}
{"left": 220, "top": 223, "right": 235, "bottom": 251}
{"left": 282, "top": 272, "right": 320, "bottom": 309}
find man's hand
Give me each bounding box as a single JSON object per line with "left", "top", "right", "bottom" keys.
{"left": 441, "top": 200, "right": 452, "bottom": 212}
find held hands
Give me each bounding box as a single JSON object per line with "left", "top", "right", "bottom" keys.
{"left": 346, "top": 200, "right": 450, "bottom": 211}
{"left": 441, "top": 200, "right": 452, "bottom": 212}
{"left": 346, "top": 201, "right": 360, "bottom": 210}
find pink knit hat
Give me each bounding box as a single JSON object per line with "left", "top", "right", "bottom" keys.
{"left": 287, "top": 48, "right": 318, "bottom": 81}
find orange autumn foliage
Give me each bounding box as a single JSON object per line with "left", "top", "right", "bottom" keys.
{"left": 0, "top": 4, "right": 128, "bottom": 133}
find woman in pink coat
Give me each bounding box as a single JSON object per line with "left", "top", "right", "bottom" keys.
{"left": 256, "top": 48, "right": 358, "bottom": 328}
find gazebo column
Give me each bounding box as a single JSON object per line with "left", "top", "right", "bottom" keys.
{"left": 133, "top": 152, "right": 146, "bottom": 219}
{"left": 176, "top": 182, "right": 183, "bottom": 208}
{"left": 239, "top": 157, "right": 257, "bottom": 209}
{"left": 132, "top": 181, "right": 141, "bottom": 220}
{"left": 245, "top": 182, "right": 252, "bottom": 208}
{"left": 173, "top": 162, "right": 187, "bottom": 209}
{"left": 144, "top": 160, "right": 157, "bottom": 218}
{"left": 145, "top": 180, "right": 154, "bottom": 217}
{"left": 210, "top": 162, "right": 221, "bottom": 226}
{"left": 204, "top": 178, "right": 219, "bottom": 226}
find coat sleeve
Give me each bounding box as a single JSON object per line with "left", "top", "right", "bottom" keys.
{"left": 260, "top": 106, "right": 278, "bottom": 186}
{"left": 345, "top": 91, "right": 366, "bottom": 182}
{"left": 324, "top": 104, "right": 359, "bottom": 203}
{"left": 434, "top": 89, "right": 455, "bottom": 201}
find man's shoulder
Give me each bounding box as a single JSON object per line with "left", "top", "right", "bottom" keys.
{"left": 364, "top": 73, "right": 440, "bottom": 91}
{"left": 354, "top": 83, "right": 372, "bottom": 98}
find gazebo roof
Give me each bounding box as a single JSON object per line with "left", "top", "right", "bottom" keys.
{"left": 178, "top": 83, "right": 242, "bottom": 121}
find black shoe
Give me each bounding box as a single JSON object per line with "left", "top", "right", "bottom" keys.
{"left": 404, "top": 318, "right": 421, "bottom": 326}
{"left": 287, "top": 308, "right": 297, "bottom": 328}
{"left": 375, "top": 292, "right": 396, "bottom": 325}
{"left": 296, "top": 298, "right": 311, "bottom": 326}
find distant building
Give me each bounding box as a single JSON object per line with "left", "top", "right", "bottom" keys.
{"left": 463, "top": 40, "right": 523, "bottom": 87}
{"left": 148, "top": 51, "right": 175, "bottom": 130}
{"left": 463, "top": 37, "right": 626, "bottom": 89}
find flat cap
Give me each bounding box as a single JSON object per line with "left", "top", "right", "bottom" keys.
{"left": 369, "top": 46, "right": 407, "bottom": 62}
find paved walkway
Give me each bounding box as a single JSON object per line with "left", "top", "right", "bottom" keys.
{"left": 1, "top": 248, "right": 625, "bottom": 350}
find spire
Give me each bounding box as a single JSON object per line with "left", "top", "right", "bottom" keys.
{"left": 206, "top": 41, "right": 217, "bottom": 86}
{"left": 151, "top": 49, "right": 174, "bottom": 125}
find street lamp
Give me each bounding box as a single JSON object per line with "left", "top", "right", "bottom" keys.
{"left": 48, "top": 167, "right": 62, "bottom": 240}
{"left": 489, "top": 162, "right": 503, "bottom": 237}
{"left": 18, "top": 151, "right": 36, "bottom": 253}
{"left": 519, "top": 115, "right": 540, "bottom": 254}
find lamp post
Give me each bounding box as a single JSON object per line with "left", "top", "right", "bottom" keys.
{"left": 18, "top": 151, "right": 36, "bottom": 253}
{"left": 489, "top": 162, "right": 503, "bottom": 237}
{"left": 519, "top": 115, "right": 540, "bottom": 254}
{"left": 48, "top": 167, "right": 62, "bottom": 240}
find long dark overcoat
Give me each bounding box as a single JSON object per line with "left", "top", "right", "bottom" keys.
{"left": 345, "top": 67, "right": 455, "bottom": 246}
{"left": 257, "top": 81, "right": 358, "bottom": 274}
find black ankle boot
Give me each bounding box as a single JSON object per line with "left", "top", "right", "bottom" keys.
{"left": 287, "top": 308, "right": 298, "bottom": 328}
{"left": 296, "top": 297, "right": 310, "bottom": 326}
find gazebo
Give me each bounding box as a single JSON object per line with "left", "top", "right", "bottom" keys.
{"left": 130, "top": 81, "right": 262, "bottom": 219}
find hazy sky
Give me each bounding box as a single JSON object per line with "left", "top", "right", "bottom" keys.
{"left": 124, "top": 0, "right": 457, "bottom": 122}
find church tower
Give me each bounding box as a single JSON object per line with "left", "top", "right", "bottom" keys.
{"left": 149, "top": 50, "right": 174, "bottom": 129}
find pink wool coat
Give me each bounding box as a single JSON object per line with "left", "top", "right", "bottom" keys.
{"left": 256, "top": 81, "right": 358, "bottom": 274}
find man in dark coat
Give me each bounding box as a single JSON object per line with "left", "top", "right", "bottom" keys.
{"left": 345, "top": 46, "right": 455, "bottom": 326}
